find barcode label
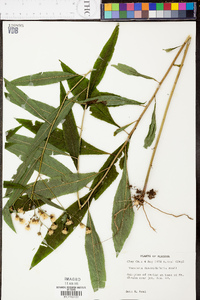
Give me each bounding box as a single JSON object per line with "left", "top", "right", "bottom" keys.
{"left": 60, "top": 290, "right": 82, "bottom": 297}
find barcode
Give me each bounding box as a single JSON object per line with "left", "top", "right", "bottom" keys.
{"left": 60, "top": 290, "right": 82, "bottom": 297}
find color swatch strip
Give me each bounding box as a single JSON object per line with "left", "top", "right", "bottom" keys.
{"left": 102, "top": 3, "right": 196, "bottom": 19}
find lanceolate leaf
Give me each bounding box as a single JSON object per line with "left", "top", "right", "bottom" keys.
{"left": 144, "top": 102, "right": 157, "bottom": 149}
{"left": 60, "top": 82, "right": 80, "bottom": 169}
{"left": 10, "top": 194, "right": 44, "bottom": 212}
{"left": 30, "top": 193, "right": 92, "bottom": 269}
{"left": 6, "top": 141, "right": 73, "bottom": 178}
{"left": 3, "top": 83, "right": 75, "bottom": 231}
{"left": 91, "top": 144, "right": 123, "bottom": 200}
{"left": 80, "top": 140, "right": 108, "bottom": 155}
{"left": 112, "top": 153, "right": 134, "bottom": 256}
{"left": 114, "top": 121, "right": 135, "bottom": 136}
{"left": 112, "top": 63, "right": 157, "bottom": 82}
{"left": 11, "top": 71, "right": 77, "bottom": 86}
{"left": 16, "top": 119, "right": 108, "bottom": 156}
{"left": 3, "top": 181, "right": 27, "bottom": 190}
{"left": 89, "top": 24, "right": 119, "bottom": 96}
{"left": 30, "top": 143, "right": 124, "bottom": 268}
{"left": 163, "top": 45, "right": 180, "bottom": 52}
{"left": 60, "top": 61, "right": 100, "bottom": 101}
{"left": 5, "top": 125, "right": 22, "bottom": 140}
{"left": 90, "top": 103, "right": 119, "bottom": 127}
{"left": 4, "top": 84, "right": 55, "bottom": 121}
{"left": 16, "top": 119, "right": 69, "bottom": 153}
{"left": 80, "top": 95, "right": 143, "bottom": 107}
{"left": 85, "top": 212, "right": 106, "bottom": 291}
{"left": 26, "top": 173, "right": 96, "bottom": 199}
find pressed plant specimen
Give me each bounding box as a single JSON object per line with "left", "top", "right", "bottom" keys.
{"left": 3, "top": 24, "right": 193, "bottom": 292}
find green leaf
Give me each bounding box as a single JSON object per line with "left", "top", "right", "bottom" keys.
{"left": 80, "top": 140, "right": 108, "bottom": 155}
{"left": 11, "top": 71, "right": 77, "bottom": 86}
{"left": 30, "top": 193, "right": 91, "bottom": 269}
{"left": 6, "top": 133, "right": 73, "bottom": 177}
{"left": 60, "top": 61, "right": 100, "bottom": 101}
{"left": 90, "top": 103, "right": 118, "bottom": 126}
{"left": 89, "top": 24, "right": 119, "bottom": 95}
{"left": 144, "top": 103, "right": 157, "bottom": 149}
{"left": 91, "top": 144, "right": 123, "bottom": 200}
{"left": 60, "top": 82, "right": 80, "bottom": 168}
{"left": 112, "top": 153, "right": 134, "bottom": 256}
{"left": 112, "top": 63, "right": 157, "bottom": 82}
{"left": 16, "top": 119, "right": 68, "bottom": 153}
{"left": 3, "top": 181, "right": 27, "bottom": 190}
{"left": 4, "top": 89, "right": 55, "bottom": 122}
{"left": 85, "top": 212, "right": 106, "bottom": 291}
{"left": 163, "top": 46, "right": 180, "bottom": 52}
{"left": 26, "top": 173, "right": 96, "bottom": 199}
{"left": 79, "top": 95, "right": 143, "bottom": 107}
{"left": 5, "top": 125, "right": 22, "bottom": 140}
{"left": 35, "top": 194, "right": 65, "bottom": 211}
{"left": 114, "top": 121, "right": 135, "bottom": 136}
{"left": 16, "top": 119, "right": 108, "bottom": 156}
{"left": 10, "top": 194, "right": 45, "bottom": 212}
{"left": 3, "top": 83, "right": 75, "bottom": 231}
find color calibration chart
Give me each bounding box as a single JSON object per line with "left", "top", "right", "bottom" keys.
{"left": 102, "top": 2, "right": 196, "bottom": 20}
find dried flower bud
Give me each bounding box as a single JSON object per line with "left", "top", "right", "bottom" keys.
{"left": 17, "top": 207, "right": 24, "bottom": 214}
{"left": 31, "top": 218, "right": 39, "bottom": 224}
{"left": 80, "top": 222, "right": 85, "bottom": 229}
{"left": 48, "top": 229, "right": 54, "bottom": 236}
{"left": 37, "top": 232, "right": 42, "bottom": 236}
{"left": 25, "top": 224, "right": 31, "bottom": 231}
{"left": 65, "top": 219, "right": 73, "bottom": 226}
{"left": 38, "top": 209, "right": 43, "bottom": 215}
{"left": 19, "top": 218, "right": 25, "bottom": 224}
{"left": 15, "top": 214, "right": 20, "bottom": 220}
{"left": 86, "top": 227, "right": 92, "bottom": 234}
{"left": 62, "top": 228, "right": 68, "bottom": 235}
{"left": 41, "top": 213, "right": 48, "bottom": 220}
{"left": 50, "top": 214, "right": 56, "bottom": 223}
{"left": 51, "top": 223, "right": 58, "bottom": 230}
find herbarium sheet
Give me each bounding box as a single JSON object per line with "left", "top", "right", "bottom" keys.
{"left": 2, "top": 21, "right": 196, "bottom": 300}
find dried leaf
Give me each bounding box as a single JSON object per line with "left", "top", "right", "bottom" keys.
{"left": 3, "top": 82, "right": 75, "bottom": 231}
{"left": 60, "top": 82, "right": 80, "bottom": 168}
{"left": 85, "top": 212, "right": 106, "bottom": 291}
{"left": 163, "top": 46, "right": 180, "bottom": 52}
{"left": 26, "top": 173, "right": 97, "bottom": 199}
{"left": 112, "top": 63, "right": 157, "bottom": 81}
{"left": 16, "top": 119, "right": 108, "bottom": 156}
{"left": 80, "top": 140, "right": 108, "bottom": 155}
{"left": 91, "top": 144, "right": 123, "bottom": 200}
{"left": 144, "top": 103, "right": 157, "bottom": 149}
{"left": 3, "top": 181, "right": 27, "bottom": 190}
{"left": 11, "top": 71, "right": 77, "bottom": 86}
{"left": 80, "top": 95, "right": 143, "bottom": 107}
{"left": 5, "top": 125, "right": 22, "bottom": 140}
{"left": 90, "top": 103, "right": 118, "bottom": 126}
{"left": 4, "top": 85, "right": 55, "bottom": 121}
{"left": 89, "top": 24, "right": 119, "bottom": 95}
{"left": 60, "top": 61, "right": 99, "bottom": 101}
{"left": 112, "top": 153, "right": 134, "bottom": 256}
{"left": 114, "top": 121, "right": 135, "bottom": 136}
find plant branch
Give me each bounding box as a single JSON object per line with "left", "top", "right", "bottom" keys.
{"left": 80, "top": 35, "right": 191, "bottom": 210}
{"left": 142, "top": 37, "right": 191, "bottom": 195}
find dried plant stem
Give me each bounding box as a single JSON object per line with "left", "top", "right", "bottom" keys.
{"left": 142, "top": 37, "right": 191, "bottom": 195}
{"left": 81, "top": 36, "right": 191, "bottom": 210}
